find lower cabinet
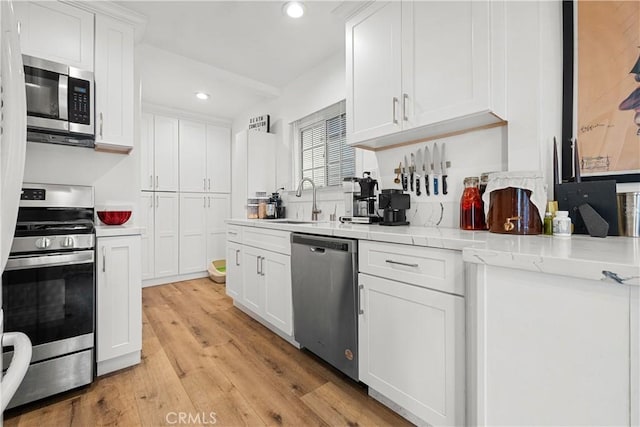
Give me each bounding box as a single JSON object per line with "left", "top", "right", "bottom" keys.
{"left": 241, "top": 246, "right": 293, "bottom": 336}
{"left": 225, "top": 226, "right": 293, "bottom": 338}
{"left": 140, "top": 191, "right": 179, "bottom": 281}
{"left": 96, "top": 235, "right": 142, "bottom": 376}
{"left": 358, "top": 273, "right": 465, "bottom": 427}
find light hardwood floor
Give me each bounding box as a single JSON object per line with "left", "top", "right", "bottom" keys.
{"left": 4, "top": 278, "right": 413, "bottom": 426}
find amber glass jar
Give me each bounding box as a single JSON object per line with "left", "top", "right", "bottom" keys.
{"left": 460, "top": 177, "right": 486, "bottom": 230}
{"left": 487, "top": 187, "right": 542, "bottom": 234}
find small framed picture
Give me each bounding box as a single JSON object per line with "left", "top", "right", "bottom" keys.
{"left": 248, "top": 115, "right": 270, "bottom": 133}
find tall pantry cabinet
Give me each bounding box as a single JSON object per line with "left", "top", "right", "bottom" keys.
{"left": 140, "top": 112, "right": 231, "bottom": 285}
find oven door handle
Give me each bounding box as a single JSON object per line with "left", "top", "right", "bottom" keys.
{"left": 1, "top": 332, "right": 32, "bottom": 411}
{"left": 5, "top": 250, "right": 94, "bottom": 271}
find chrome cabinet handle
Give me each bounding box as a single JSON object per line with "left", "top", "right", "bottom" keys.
{"left": 203, "top": 196, "right": 206, "bottom": 208}
{"left": 208, "top": 197, "right": 211, "bottom": 208}
{"left": 203, "top": 178, "right": 206, "bottom": 191}
{"left": 235, "top": 249, "right": 240, "bottom": 266}
{"left": 358, "top": 284, "right": 364, "bottom": 315}
{"left": 259, "top": 256, "right": 264, "bottom": 276}
{"left": 149, "top": 175, "right": 153, "bottom": 189}
{"left": 102, "top": 247, "right": 106, "bottom": 273}
{"left": 149, "top": 196, "right": 153, "bottom": 208}
{"left": 392, "top": 97, "right": 398, "bottom": 124}
{"left": 403, "top": 93, "right": 409, "bottom": 121}
{"left": 208, "top": 178, "right": 211, "bottom": 191}
{"left": 156, "top": 195, "right": 159, "bottom": 208}
{"left": 99, "top": 112, "right": 104, "bottom": 138}
{"left": 385, "top": 259, "right": 419, "bottom": 268}
{"left": 155, "top": 175, "right": 159, "bottom": 189}
{"left": 256, "top": 256, "right": 260, "bottom": 275}
{"left": 228, "top": 231, "right": 238, "bottom": 235}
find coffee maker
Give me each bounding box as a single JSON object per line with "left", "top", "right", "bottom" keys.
{"left": 340, "top": 172, "right": 381, "bottom": 224}
{"left": 379, "top": 189, "right": 410, "bottom": 226}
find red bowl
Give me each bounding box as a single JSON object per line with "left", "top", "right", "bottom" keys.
{"left": 97, "top": 211, "right": 132, "bottom": 225}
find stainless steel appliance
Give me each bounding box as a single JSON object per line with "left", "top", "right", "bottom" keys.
{"left": 291, "top": 234, "right": 358, "bottom": 380}
{"left": 23, "top": 55, "right": 94, "bottom": 147}
{"left": 378, "top": 189, "right": 410, "bottom": 226}
{"left": 2, "top": 183, "right": 95, "bottom": 409}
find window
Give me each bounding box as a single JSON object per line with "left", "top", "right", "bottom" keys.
{"left": 295, "top": 100, "right": 355, "bottom": 189}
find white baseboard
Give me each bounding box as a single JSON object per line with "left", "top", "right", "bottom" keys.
{"left": 97, "top": 351, "right": 141, "bottom": 376}
{"left": 232, "top": 301, "right": 300, "bottom": 349}
{"left": 369, "top": 388, "right": 430, "bottom": 427}
{"left": 142, "top": 271, "right": 209, "bottom": 288}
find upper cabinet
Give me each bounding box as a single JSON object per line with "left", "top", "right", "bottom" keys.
{"left": 15, "top": 1, "right": 94, "bottom": 71}
{"left": 140, "top": 114, "right": 180, "bottom": 192}
{"left": 346, "top": 0, "right": 506, "bottom": 150}
{"left": 94, "top": 15, "right": 134, "bottom": 152}
{"left": 179, "top": 120, "right": 231, "bottom": 193}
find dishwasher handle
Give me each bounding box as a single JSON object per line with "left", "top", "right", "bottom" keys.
{"left": 309, "top": 247, "right": 325, "bottom": 254}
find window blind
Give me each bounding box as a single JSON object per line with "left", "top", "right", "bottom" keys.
{"left": 298, "top": 101, "right": 354, "bottom": 189}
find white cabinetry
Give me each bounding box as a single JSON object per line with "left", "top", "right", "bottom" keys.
{"left": 232, "top": 130, "right": 276, "bottom": 218}
{"left": 346, "top": 0, "right": 505, "bottom": 150}
{"left": 96, "top": 235, "right": 141, "bottom": 375}
{"left": 358, "top": 240, "right": 465, "bottom": 426}
{"left": 179, "top": 121, "right": 231, "bottom": 193}
{"left": 226, "top": 226, "right": 293, "bottom": 338}
{"left": 139, "top": 192, "right": 179, "bottom": 281}
{"left": 94, "top": 15, "right": 134, "bottom": 152}
{"left": 179, "top": 193, "right": 230, "bottom": 274}
{"left": 15, "top": 1, "right": 94, "bottom": 71}
{"left": 468, "top": 265, "right": 634, "bottom": 426}
{"left": 141, "top": 114, "right": 179, "bottom": 192}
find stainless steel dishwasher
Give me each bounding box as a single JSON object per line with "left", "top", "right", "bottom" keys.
{"left": 291, "top": 233, "right": 358, "bottom": 380}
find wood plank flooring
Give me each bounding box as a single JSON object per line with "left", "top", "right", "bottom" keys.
{"left": 4, "top": 278, "right": 413, "bottom": 427}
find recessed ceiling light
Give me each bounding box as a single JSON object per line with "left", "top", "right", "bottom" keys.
{"left": 195, "top": 92, "right": 209, "bottom": 100}
{"left": 283, "top": 1, "right": 305, "bottom": 18}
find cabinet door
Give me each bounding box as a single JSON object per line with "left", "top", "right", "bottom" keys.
{"left": 262, "top": 251, "right": 293, "bottom": 336}
{"left": 206, "top": 124, "right": 231, "bottom": 193}
{"left": 154, "top": 116, "right": 179, "bottom": 192}
{"left": 206, "top": 194, "right": 230, "bottom": 264}
{"left": 226, "top": 241, "right": 242, "bottom": 299}
{"left": 94, "top": 15, "right": 134, "bottom": 151}
{"left": 179, "top": 120, "right": 207, "bottom": 192}
{"left": 139, "top": 192, "right": 155, "bottom": 281}
{"left": 359, "top": 273, "right": 465, "bottom": 426}
{"left": 14, "top": 1, "right": 94, "bottom": 71}
{"left": 154, "top": 192, "right": 179, "bottom": 277}
{"left": 246, "top": 131, "right": 276, "bottom": 196}
{"left": 179, "top": 193, "right": 207, "bottom": 274}
{"left": 346, "top": 1, "right": 402, "bottom": 145}
{"left": 241, "top": 247, "right": 262, "bottom": 314}
{"left": 402, "top": 1, "right": 490, "bottom": 128}
{"left": 140, "top": 114, "right": 155, "bottom": 191}
{"left": 96, "top": 236, "right": 142, "bottom": 363}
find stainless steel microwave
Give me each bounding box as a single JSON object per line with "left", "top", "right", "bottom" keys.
{"left": 23, "top": 55, "right": 95, "bottom": 148}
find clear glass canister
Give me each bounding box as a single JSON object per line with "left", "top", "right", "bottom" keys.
{"left": 257, "top": 198, "right": 268, "bottom": 219}
{"left": 460, "top": 177, "right": 486, "bottom": 230}
{"left": 247, "top": 198, "right": 259, "bottom": 219}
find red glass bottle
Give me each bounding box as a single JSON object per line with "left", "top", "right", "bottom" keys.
{"left": 460, "top": 177, "right": 486, "bottom": 230}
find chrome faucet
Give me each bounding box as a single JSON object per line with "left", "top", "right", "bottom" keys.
{"left": 296, "top": 177, "right": 322, "bottom": 221}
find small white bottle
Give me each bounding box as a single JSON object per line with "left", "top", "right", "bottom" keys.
{"left": 553, "top": 211, "right": 572, "bottom": 237}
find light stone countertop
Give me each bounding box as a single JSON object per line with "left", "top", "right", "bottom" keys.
{"left": 95, "top": 225, "right": 143, "bottom": 238}
{"left": 226, "top": 218, "right": 640, "bottom": 286}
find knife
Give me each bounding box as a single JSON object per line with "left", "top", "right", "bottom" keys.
{"left": 415, "top": 148, "right": 422, "bottom": 196}
{"left": 423, "top": 145, "right": 431, "bottom": 196}
{"left": 410, "top": 153, "right": 415, "bottom": 192}
{"left": 402, "top": 155, "right": 409, "bottom": 191}
{"left": 441, "top": 143, "right": 448, "bottom": 195}
{"left": 433, "top": 143, "right": 441, "bottom": 195}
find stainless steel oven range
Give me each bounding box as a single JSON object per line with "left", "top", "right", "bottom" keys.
{"left": 2, "top": 183, "right": 95, "bottom": 409}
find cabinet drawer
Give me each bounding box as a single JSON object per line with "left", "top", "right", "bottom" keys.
{"left": 359, "top": 241, "right": 463, "bottom": 296}
{"left": 242, "top": 228, "right": 290, "bottom": 255}
{"left": 226, "top": 225, "right": 243, "bottom": 243}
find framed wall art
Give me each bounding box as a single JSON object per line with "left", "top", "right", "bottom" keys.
{"left": 562, "top": 0, "right": 640, "bottom": 183}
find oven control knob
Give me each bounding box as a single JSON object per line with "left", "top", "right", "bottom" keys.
{"left": 35, "top": 237, "right": 51, "bottom": 249}
{"left": 61, "top": 236, "right": 75, "bottom": 248}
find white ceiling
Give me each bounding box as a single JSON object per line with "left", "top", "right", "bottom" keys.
{"left": 117, "top": 1, "right": 356, "bottom": 119}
